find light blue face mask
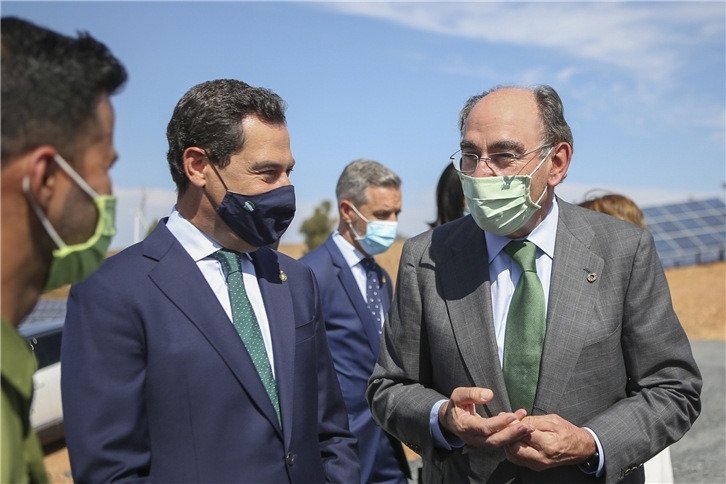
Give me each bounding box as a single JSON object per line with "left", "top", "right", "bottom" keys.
{"left": 348, "top": 204, "right": 397, "bottom": 256}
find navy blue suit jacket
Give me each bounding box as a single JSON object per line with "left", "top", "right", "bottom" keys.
{"left": 300, "top": 236, "right": 409, "bottom": 483}
{"left": 61, "top": 221, "right": 359, "bottom": 483}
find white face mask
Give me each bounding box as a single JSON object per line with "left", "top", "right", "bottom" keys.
{"left": 459, "top": 147, "right": 552, "bottom": 236}
{"left": 348, "top": 204, "right": 397, "bottom": 256}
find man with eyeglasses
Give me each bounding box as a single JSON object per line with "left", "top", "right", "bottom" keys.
{"left": 367, "top": 85, "right": 701, "bottom": 484}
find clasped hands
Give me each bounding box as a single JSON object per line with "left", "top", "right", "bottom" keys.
{"left": 437, "top": 387, "right": 596, "bottom": 471}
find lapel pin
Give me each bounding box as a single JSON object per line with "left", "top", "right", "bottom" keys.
{"left": 279, "top": 270, "right": 288, "bottom": 282}
{"left": 381, "top": 275, "right": 387, "bottom": 284}
{"left": 586, "top": 272, "right": 597, "bottom": 283}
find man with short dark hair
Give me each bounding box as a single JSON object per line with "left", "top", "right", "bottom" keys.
{"left": 61, "top": 79, "right": 360, "bottom": 483}
{"left": 1, "top": 17, "right": 127, "bottom": 482}
{"left": 367, "top": 85, "right": 702, "bottom": 484}
{"left": 301, "top": 159, "right": 409, "bottom": 484}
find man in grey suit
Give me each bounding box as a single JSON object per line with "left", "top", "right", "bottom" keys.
{"left": 367, "top": 85, "right": 702, "bottom": 484}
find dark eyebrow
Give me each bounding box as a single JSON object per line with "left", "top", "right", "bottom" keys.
{"left": 488, "top": 140, "right": 525, "bottom": 153}
{"left": 251, "top": 159, "right": 295, "bottom": 171}
{"left": 460, "top": 140, "right": 480, "bottom": 152}
{"left": 460, "top": 139, "right": 526, "bottom": 154}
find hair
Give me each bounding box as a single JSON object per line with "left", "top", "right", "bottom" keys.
{"left": 335, "top": 159, "right": 401, "bottom": 206}
{"left": 166, "top": 79, "right": 287, "bottom": 194}
{"left": 429, "top": 163, "right": 465, "bottom": 228}
{"left": 1, "top": 17, "right": 127, "bottom": 166}
{"left": 579, "top": 194, "right": 647, "bottom": 228}
{"left": 458, "top": 84, "right": 574, "bottom": 155}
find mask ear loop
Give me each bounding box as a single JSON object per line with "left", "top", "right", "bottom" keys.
{"left": 53, "top": 154, "right": 101, "bottom": 199}
{"left": 344, "top": 202, "right": 369, "bottom": 241}
{"left": 530, "top": 145, "right": 555, "bottom": 206}
{"left": 22, "top": 176, "right": 67, "bottom": 249}
{"left": 202, "top": 156, "right": 231, "bottom": 210}
{"left": 205, "top": 157, "right": 232, "bottom": 191}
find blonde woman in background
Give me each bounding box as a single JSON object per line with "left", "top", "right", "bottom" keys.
{"left": 580, "top": 193, "right": 674, "bottom": 484}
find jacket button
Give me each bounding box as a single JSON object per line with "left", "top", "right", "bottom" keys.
{"left": 286, "top": 452, "right": 295, "bottom": 466}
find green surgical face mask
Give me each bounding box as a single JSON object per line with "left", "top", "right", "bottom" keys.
{"left": 459, "top": 146, "right": 552, "bottom": 236}
{"left": 23, "top": 154, "right": 117, "bottom": 291}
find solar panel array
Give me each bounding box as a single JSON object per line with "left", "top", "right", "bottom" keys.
{"left": 19, "top": 299, "right": 67, "bottom": 327}
{"left": 642, "top": 198, "right": 725, "bottom": 268}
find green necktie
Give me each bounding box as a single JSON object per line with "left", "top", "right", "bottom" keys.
{"left": 211, "top": 249, "right": 281, "bottom": 426}
{"left": 502, "top": 240, "right": 546, "bottom": 414}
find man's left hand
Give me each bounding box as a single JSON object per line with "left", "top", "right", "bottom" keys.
{"left": 503, "top": 414, "right": 596, "bottom": 471}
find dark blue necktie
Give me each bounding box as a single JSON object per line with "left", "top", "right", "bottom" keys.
{"left": 360, "top": 257, "right": 384, "bottom": 328}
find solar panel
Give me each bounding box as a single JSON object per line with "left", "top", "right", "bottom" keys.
{"left": 642, "top": 198, "right": 726, "bottom": 268}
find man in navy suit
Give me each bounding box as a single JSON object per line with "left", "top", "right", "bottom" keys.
{"left": 301, "top": 160, "right": 409, "bottom": 484}
{"left": 61, "top": 79, "right": 360, "bottom": 483}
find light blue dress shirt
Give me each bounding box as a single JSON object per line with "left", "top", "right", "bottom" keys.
{"left": 332, "top": 231, "right": 386, "bottom": 328}
{"left": 165, "top": 207, "right": 276, "bottom": 378}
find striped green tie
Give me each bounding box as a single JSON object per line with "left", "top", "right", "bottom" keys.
{"left": 502, "top": 240, "right": 546, "bottom": 414}
{"left": 212, "top": 249, "right": 281, "bottom": 426}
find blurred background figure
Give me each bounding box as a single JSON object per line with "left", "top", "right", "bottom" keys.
{"left": 429, "top": 163, "right": 467, "bottom": 228}
{"left": 579, "top": 192, "right": 673, "bottom": 484}
{"left": 300, "top": 159, "right": 409, "bottom": 484}
{"left": 579, "top": 193, "right": 647, "bottom": 229}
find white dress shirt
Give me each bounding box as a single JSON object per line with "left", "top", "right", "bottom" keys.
{"left": 165, "top": 207, "right": 276, "bottom": 378}
{"left": 332, "top": 231, "right": 386, "bottom": 327}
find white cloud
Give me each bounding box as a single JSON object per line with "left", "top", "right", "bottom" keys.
{"left": 326, "top": 2, "right": 724, "bottom": 88}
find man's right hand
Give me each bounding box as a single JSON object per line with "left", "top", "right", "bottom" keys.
{"left": 438, "top": 387, "right": 534, "bottom": 448}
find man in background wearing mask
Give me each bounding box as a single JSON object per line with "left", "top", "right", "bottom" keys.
{"left": 367, "top": 85, "right": 701, "bottom": 484}
{"left": 301, "top": 160, "right": 409, "bottom": 484}
{"left": 61, "top": 79, "right": 359, "bottom": 483}
{"left": 1, "top": 17, "right": 126, "bottom": 483}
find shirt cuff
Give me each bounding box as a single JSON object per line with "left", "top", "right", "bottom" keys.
{"left": 579, "top": 427, "right": 605, "bottom": 477}
{"left": 430, "top": 399, "right": 465, "bottom": 449}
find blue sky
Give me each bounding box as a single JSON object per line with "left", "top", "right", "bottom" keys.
{"left": 3, "top": 1, "right": 725, "bottom": 248}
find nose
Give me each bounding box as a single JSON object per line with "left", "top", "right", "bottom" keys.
{"left": 277, "top": 171, "right": 292, "bottom": 188}
{"left": 471, "top": 158, "right": 499, "bottom": 178}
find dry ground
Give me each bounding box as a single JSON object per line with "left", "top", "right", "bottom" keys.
{"left": 41, "top": 246, "right": 725, "bottom": 482}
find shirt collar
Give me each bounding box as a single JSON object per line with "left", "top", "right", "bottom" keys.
{"left": 165, "top": 206, "right": 251, "bottom": 261}
{"left": 332, "top": 231, "right": 367, "bottom": 269}
{"left": 1, "top": 319, "right": 36, "bottom": 399}
{"left": 485, "top": 197, "right": 559, "bottom": 263}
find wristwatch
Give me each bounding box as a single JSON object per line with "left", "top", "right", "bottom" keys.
{"left": 582, "top": 450, "right": 600, "bottom": 471}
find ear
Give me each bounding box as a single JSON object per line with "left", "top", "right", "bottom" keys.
{"left": 183, "top": 147, "right": 208, "bottom": 188}
{"left": 547, "top": 142, "right": 572, "bottom": 187}
{"left": 339, "top": 200, "right": 354, "bottom": 225}
{"left": 23, "top": 146, "right": 60, "bottom": 210}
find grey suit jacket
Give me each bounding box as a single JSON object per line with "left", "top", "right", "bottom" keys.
{"left": 367, "top": 200, "right": 701, "bottom": 484}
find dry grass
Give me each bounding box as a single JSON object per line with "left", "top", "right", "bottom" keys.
{"left": 44, "top": 243, "right": 725, "bottom": 340}
{"left": 281, "top": 242, "right": 725, "bottom": 341}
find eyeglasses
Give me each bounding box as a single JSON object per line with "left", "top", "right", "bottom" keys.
{"left": 450, "top": 143, "right": 553, "bottom": 174}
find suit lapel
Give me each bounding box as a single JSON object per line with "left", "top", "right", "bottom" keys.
{"left": 324, "top": 237, "right": 381, "bottom": 356}
{"left": 533, "top": 201, "right": 604, "bottom": 414}
{"left": 144, "top": 224, "right": 283, "bottom": 437}
{"left": 251, "top": 248, "right": 294, "bottom": 448}
{"left": 435, "top": 218, "right": 511, "bottom": 414}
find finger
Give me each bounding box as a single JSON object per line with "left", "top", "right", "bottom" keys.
{"left": 514, "top": 408, "right": 528, "bottom": 420}
{"left": 483, "top": 421, "right": 534, "bottom": 447}
{"left": 450, "top": 387, "right": 494, "bottom": 406}
{"left": 505, "top": 442, "right": 547, "bottom": 471}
